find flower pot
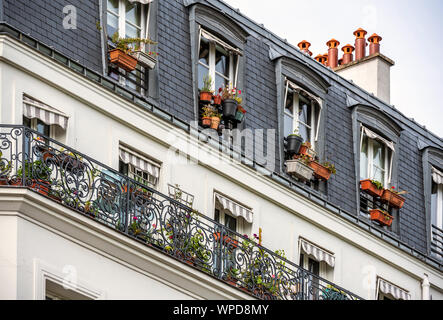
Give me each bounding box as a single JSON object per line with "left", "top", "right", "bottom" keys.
{"left": 286, "top": 159, "right": 314, "bottom": 181}
{"left": 235, "top": 110, "right": 246, "bottom": 122}
{"left": 360, "top": 179, "right": 383, "bottom": 197}
{"left": 199, "top": 91, "right": 213, "bottom": 102}
{"left": 309, "top": 161, "right": 331, "bottom": 181}
{"left": 222, "top": 99, "right": 238, "bottom": 119}
{"left": 36, "top": 145, "right": 54, "bottom": 162}
{"left": 299, "top": 144, "right": 317, "bottom": 159}
{"left": 201, "top": 116, "right": 211, "bottom": 128}
{"left": 370, "top": 209, "right": 393, "bottom": 227}
{"left": 129, "top": 50, "right": 156, "bottom": 69}
{"left": 213, "top": 232, "right": 239, "bottom": 249}
{"left": 213, "top": 95, "right": 222, "bottom": 106}
{"left": 286, "top": 135, "right": 303, "bottom": 155}
{"left": 210, "top": 117, "right": 220, "bottom": 130}
{"left": 10, "top": 178, "right": 51, "bottom": 197}
{"left": 109, "top": 49, "right": 138, "bottom": 72}
{"left": 381, "top": 189, "right": 405, "bottom": 209}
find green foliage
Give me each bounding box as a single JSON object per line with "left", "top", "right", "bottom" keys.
{"left": 201, "top": 75, "right": 214, "bottom": 93}
{"left": 323, "top": 162, "right": 336, "bottom": 174}
{"left": 371, "top": 180, "right": 384, "bottom": 190}
{"left": 17, "top": 160, "right": 52, "bottom": 181}
{"left": 111, "top": 32, "right": 157, "bottom": 54}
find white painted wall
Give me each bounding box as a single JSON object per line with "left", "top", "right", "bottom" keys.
{"left": 0, "top": 36, "right": 442, "bottom": 300}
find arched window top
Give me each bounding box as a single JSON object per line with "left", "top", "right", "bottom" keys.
{"left": 278, "top": 56, "right": 330, "bottom": 97}
{"left": 186, "top": 1, "right": 249, "bottom": 49}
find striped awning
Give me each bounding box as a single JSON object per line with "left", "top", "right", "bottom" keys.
{"left": 128, "top": 0, "right": 154, "bottom": 4}
{"left": 23, "top": 95, "right": 68, "bottom": 130}
{"left": 119, "top": 147, "right": 160, "bottom": 179}
{"left": 377, "top": 278, "right": 411, "bottom": 300}
{"left": 215, "top": 193, "right": 253, "bottom": 224}
{"left": 300, "top": 239, "right": 335, "bottom": 268}
{"left": 432, "top": 166, "right": 443, "bottom": 185}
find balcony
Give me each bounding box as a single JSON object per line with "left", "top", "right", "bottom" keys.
{"left": 0, "top": 125, "right": 362, "bottom": 300}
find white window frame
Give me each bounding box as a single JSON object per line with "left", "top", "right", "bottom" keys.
{"left": 24, "top": 118, "right": 54, "bottom": 140}
{"left": 128, "top": 163, "right": 158, "bottom": 189}
{"left": 432, "top": 182, "right": 443, "bottom": 230}
{"left": 360, "top": 133, "right": 391, "bottom": 187}
{"left": 198, "top": 28, "right": 240, "bottom": 91}
{"left": 284, "top": 90, "right": 317, "bottom": 149}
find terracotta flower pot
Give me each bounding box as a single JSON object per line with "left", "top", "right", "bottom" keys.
{"left": 308, "top": 161, "right": 331, "bottom": 181}
{"left": 210, "top": 117, "right": 220, "bottom": 130}
{"left": 213, "top": 95, "right": 222, "bottom": 106}
{"left": 381, "top": 189, "right": 405, "bottom": 209}
{"left": 202, "top": 117, "right": 211, "bottom": 128}
{"left": 299, "top": 144, "right": 317, "bottom": 160}
{"left": 213, "top": 232, "right": 239, "bottom": 249}
{"left": 370, "top": 209, "right": 393, "bottom": 227}
{"left": 360, "top": 179, "right": 383, "bottom": 197}
{"left": 109, "top": 49, "right": 138, "bottom": 72}
{"left": 10, "top": 178, "right": 50, "bottom": 197}
{"left": 199, "top": 91, "right": 213, "bottom": 102}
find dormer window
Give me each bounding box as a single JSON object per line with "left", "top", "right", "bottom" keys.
{"left": 284, "top": 79, "right": 322, "bottom": 149}
{"left": 198, "top": 28, "right": 241, "bottom": 91}
{"left": 359, "top": 126, "right": 394, "bottom": 187}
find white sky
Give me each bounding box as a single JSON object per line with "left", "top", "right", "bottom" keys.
{"left": 224, "top": 0, "right": 443, "bottom": 138}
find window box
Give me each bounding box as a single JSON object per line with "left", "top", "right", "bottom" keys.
{"left": 286, "top": 159, "right": 314, "bottom": 181}
{"left": 370, "top": 209, "right": 393, "bottom": 227}
{"left": 309, "top": 161, "right": 332, "bottom": 181}
{"left": 360, "top": 179, "right": 384, "bottom": 197}
{"left": 109, "top": 48, "right": 138, "bottom": 72}
{"left": 129, "top": 50, "right": 156, "bottom": 70}
{"left": 381, "top": 189, "right": 405, "bottom": 209}
{"left": 299, "top": 142, "right": 317, "bottom": 160}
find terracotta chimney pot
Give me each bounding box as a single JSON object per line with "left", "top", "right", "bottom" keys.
{"left": 327, "top": 38, "right": 340, "bottom": 68}
{"left": 322, "top": 53, "right": 329, "bottom": 66}
{"left": 353, "top": 28, "right": 367, "bottom": 61}
{"left": 341, "top": 44, "right": 355, "bottom": 65}
{"left": 315, "top": 54, "right": 326, "bottom": 64}
{"left": 368, "top": 33, "right": 382, "bottom": 55}
{"left": 298, "top": 40, "right": 312, "bottom": 55}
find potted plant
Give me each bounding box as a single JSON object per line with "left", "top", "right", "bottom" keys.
{"left": 201, "top": 105, "right": 214, "bottom": 128}
{"left": 221, "top": 85, "right": 239, "bottom": 119}
{"left": 14, "top": 160, "right": 52, "bottom": 197}
{"left": 0, "top": 151, "right": 12, "bottom": 185}
{"left": 298, "top": 141, "right": 317, "bottom": 160}
{"left": 381, "top": 186, "right": 406, "bottom": 209}
{"left": 109, "top": 32, "right": 156, "bottom": 72}
{"left": 199, "top": 75, "right": 214, "bottom": 102}
{"left": 235, "top": 105, "right": 246, "bottom": 123}
{"left": 286, "top": 129, "right": 304, "bottom": 156}
{"left": 56, "top": 148, "right": 86, "bottom": 174}
{"left": 309, "top": 161, "right": 336, "bottom": 181}
{"left": 213, "top": 87, "right": 223, "bottom": 106}
{"left": 210, "top": 111, "right": 222, "bottom": 130}
{"left": 129, "top": 46, "right": 158, "bottom": 70}
{"left": 360, "top": 179, "right": 384, "bottom": 197}
{"left": 226, "top": 267, "right": 240, "bottom": 286}
{"left": 213, "top": 232, "right": 239, "bottom": 250}
{"left": 370, "top": 209, "right": 393, "bottom": 227}
{"left": 285, "top": 155, "right": 314, "bottom": 181}
{"left": 322, "top": 285, "right": 349, "bottom": 300}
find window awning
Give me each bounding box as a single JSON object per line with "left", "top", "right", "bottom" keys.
{"left": 128, "top": 0, "right": 154, "bottom": 4}
{"left": 119, "top": 146, "right": 160, "bottom": 179}
{"left": 361, "top": 126, "right": 395, "bottom": 152}
{"left": 377, "top": 278, "right": 411, "bottom": 300}
{"left": 432, "top": 167, "right": 443, "bottom": 185}
{"left": 200, "top": 28, "right": 243, "bottom": 56}
{"left": 300, "top": 239, "right": 335, "bottom": 268}
{"left": 23, "top": 95, "right": 69, "bottom": 130}
{"left": 215, "top": 193, "right": 253, "bottom": 224}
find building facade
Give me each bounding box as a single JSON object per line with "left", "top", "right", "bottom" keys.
{"left": 0, "top": 0, "right": 442, "bottom": 300}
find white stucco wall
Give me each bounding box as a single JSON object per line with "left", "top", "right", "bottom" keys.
{"left": 0, "top": 36, "right": 442, "bottom": 300}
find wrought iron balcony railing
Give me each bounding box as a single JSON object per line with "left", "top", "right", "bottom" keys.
{"left": 0, "top": 125, "right": 362, "bottom": 300}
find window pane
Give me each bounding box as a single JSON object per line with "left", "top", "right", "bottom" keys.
{"left": 199, "top": 38, "right": 210, "bottom": 65}
{"left": 125, "top": 23, "right": 140, "bottom": 39}
{"left": 107, "top": 13, "right": 118, "bottom": 38}
{"left": 431, "top": 182, "right": 438, "bottom": 227}
{"left": 215, "top": 45, "right": 229, "bottom": 77}
{"left": 125, "top": 1, "right": 141, "bottom": 27}
{"left": 298, "top": 100, "right": 312, "bottom": 128}
{"left": 360, "top": 135, "right": 368, "bottom": 180}
{"left": 298, "top": 123, "right": 310, "bottom": 143}
{"left": 107, "top": 0, "right": 119, "bottom": 14}
{"left": 36, "top": 120, "right": 50, "bottom": 137}
{"left": 285, "top": 91, "right": 294, "bottom": 114}
{"left": 225, "top": 214, "right": 237, "bottom": 232}
{"left": 215, "top": 74, "right": 228, "bottom": 93}
{"left": 372, "top": 139, "right": 386, "bottom": 183}
{"left": 198, "top": 64, "right": 210, "bottom": 90}
{"left": 284, "top": 114, "right": 293, "bottom": 137}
